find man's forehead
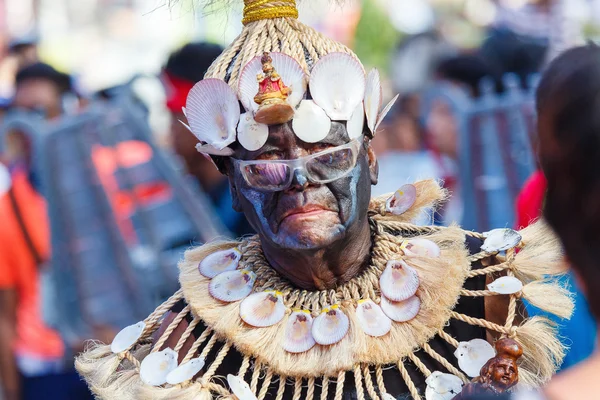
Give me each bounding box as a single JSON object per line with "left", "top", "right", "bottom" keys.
{"left": 265, "top": 122, "right": 349, "bottom": 146}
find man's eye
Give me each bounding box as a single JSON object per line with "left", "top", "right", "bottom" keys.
{"left": 311, "top": 143, "right": 333, "bottom": 153}
{"left": 258, "top": 150, "right": 284, "bottom": 160}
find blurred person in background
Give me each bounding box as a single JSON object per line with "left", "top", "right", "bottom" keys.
{"left": 8, "top": 36, "right": 40, "bottom": 72}
{"left": 0, "top": 62, "right": 93, "bottom": 400}
{"left": 162, "top": 42, "right": 253, "bottom": 237}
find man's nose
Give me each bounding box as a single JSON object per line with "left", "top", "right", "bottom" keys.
{"left": 287, "top": 168, "right": 309, "bottom": 191}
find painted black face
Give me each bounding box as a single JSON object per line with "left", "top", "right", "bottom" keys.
{"left": 226, "top": 122, "right": 377, "bottom": 250}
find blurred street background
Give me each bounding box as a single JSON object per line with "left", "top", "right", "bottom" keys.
{"left": 0, "top": 0, "right": 598, "bottom": 399}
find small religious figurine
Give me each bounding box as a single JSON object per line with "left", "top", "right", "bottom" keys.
{"left": 454, "top": 338, "right": 523, "bottom": 399}
{"left": 253, "top": 52, "right": 295, "bottom": 125}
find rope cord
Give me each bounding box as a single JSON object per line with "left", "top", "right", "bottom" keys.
{"left": 353, "top": 365, "right": 366, "bottom": 400}
{"left": 152, "top": 304, "right": 190, "bottom": 352}
{"left": 258, "top": 369, "right": 274, "bottom": 400}
{"left": 334, "top": 370, "right": 346, "bottom": 400}
{"left": 397, "top": 360, "right": 422, "bottom": 400}
{"left": 363, "top": 365, "right": 380, "bottom": 400}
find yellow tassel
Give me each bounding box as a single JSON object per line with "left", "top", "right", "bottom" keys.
{"left": 522, "top": 279, "right": 574, "bottom": 320}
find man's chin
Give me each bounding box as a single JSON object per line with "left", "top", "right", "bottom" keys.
{"left": 274, "top": 223, "right": 345, "bottom": 250}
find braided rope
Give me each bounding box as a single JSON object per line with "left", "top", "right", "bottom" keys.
{"left": 422, "top": 343, "right": 468, "bottom": 383}
{"left": 197, "top": 333, "right": 218, "bottom": 360}
{"left": 467, "top": 263, "right": 510, "bottom": 277}
{"left": 320, "top": 377, "right": 330, "bottom": 400}
{"left": 408, "top": 353, "right": 432, "bottom": 377}
{"left": 203, "top": 342, "right": 232, "bottom": 380}
{"left": 306, "top": 377, "right": 315, "bottom": 400}
{"left": 375, "top": 366, "right": 387, "bottom": 397}
{"left": 353, "top": 365, "right": 366, "bottom": 400}
{"left": 258, "top": 369, "right": 274, "bottom": 400}
{"left": 251, "top": 361, "right": 262, "bottom": 393}
{"left": 242, "top": 0, "right": 298, "bottom": 25}
{"left": 450, "top": 311, "right": 516, "bottom": 336}
{"left": 174, "top": 316, "right": 200, "bottom": 353}
{"left": 120, "top": 351, "right": 141, "bottom": 371}
{"left": 238, "top": 354, "right": 252, "bottom": 379}
{"left": 275, "top": 376, "right": 287, "bottom": 400}
{"left": 142, "top": 289, "right": 184, "bottom": 338}
{"left": 292, "top": 377, "right": 302, "bottom": 400}
{"left": 363, "top": 365, "right": 380, "bottom": 400}
{"left": 334, "top": 370, "right": 346, "bottom": 400}
{"left": 182, "top": 328, "right": 212, "bottom": 363}
{"left": 438, "top": 330, "right": 460, "bottom": 348}
{"left": 152, "top": 304, "right": 190, "bottom": 353}
{"left": 397, "top": 360, "right": 422, "bottom": 400}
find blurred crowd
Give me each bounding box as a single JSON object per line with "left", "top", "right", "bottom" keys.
{"left": 0, "top": 0, "right": 598, "bottom": 399}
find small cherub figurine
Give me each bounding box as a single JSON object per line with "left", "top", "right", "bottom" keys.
{"left": 253, "top": 52, "right": 294, "bottom": 125}
{"left": 453, "top": 338, "right": 523, "bottom": 399}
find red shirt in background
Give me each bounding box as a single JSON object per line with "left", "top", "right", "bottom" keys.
{"left": 516, "top": 170, "right": 547, "bottom": 229}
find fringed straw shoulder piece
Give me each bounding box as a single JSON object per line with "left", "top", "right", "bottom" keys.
{"left": 76, "top": 180, "right": 573, "bottom": 399}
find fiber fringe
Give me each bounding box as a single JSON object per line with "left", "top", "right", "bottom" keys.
{"left": 522, "top": 279, "right": 574, "bottom": 320}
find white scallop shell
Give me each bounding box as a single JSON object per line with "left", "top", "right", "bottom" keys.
{"left": 309, "top": 52, "right": 366, "bottom": 121}
{"left": 140, "top": 348, "right": 178, "bottom": 386}
{"left": 454, "top": 339, "right": 495, "bottom": 378}
{"left": 481, "top": 228, "right": 522, "bottom": 252}
{"left": 111, "top": 321, "right": 145, "bottom": 354}
{"left": 195, "top": 143, "right": 235, "bottom": 156}
{"left": 166, "top": 357, "right": 205, "bottom": 385}
{"left": 185, "top": 78, "right": 240, "bottom": 149}
{"left": 238, "top": 52, "right": 306, "bottom": 113}
{"left": 292, "top": 100, "right": 332, "bottom": 143}
{"left": 381, "top": 394, "right": 396, "bottom": 400}
{"left": 402, "top": 239, "right": 441, "bottom": 258}
{"left": 487, "top": 276, "right": 523, "bottom": 295}
{"left": 347, "top": 102, "right": 365, "bottom": 140}
{"left": 239, "top": 290, "right": 286, "bottom": 327}
{"left": 375, "top": 94, "right": 400, "bottom": 132}
{"left": 282, "top": 310, "right": 316, "bottom": 353}
{"left": 425, "top": 371, "right": 464, "bottom": 400}
{"left": 380, "top": 260, "right": 420, "bottom": 302}
{"left": 356, "top": 299, "right": 392, "bottom": 337}
{"left": 209, "top": 269, "right": 257, "bottom": 302}
{"left": 227, "top": 374, "right": 257, "bottom": 400}
{"left": 311, "top": 305, "right": 350, "bottom": 346}
{"left": 238, "top": 112, "right": 269, "bottom": 151}
{"left": 385, "top": 184, "right": 417, "bottom": 215}
{"left": 198, "top": 248, "right": 242, "bottom": 278}
{"left": 380, "top": 295, "right": 421, "bottom": 322}
{"left": 364, "top": 69, "right": 382, "bottom": 133}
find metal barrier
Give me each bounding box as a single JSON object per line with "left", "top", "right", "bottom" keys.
{"left": 0, "top": 80, "right": 230, "bottom": 342}
{"left": 421, "top": 74, "right": 538, "bottom": 232}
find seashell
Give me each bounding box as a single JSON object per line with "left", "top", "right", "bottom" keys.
{"left": 381, "top": 394, "right": 396, "bottom": 400}
{"left": 425, "top": 371, "right": 464, "bottom": 400}
{"left": 239, "top": 290, "right": 286, "bottom": 327}
{"left": 166, "top": 357, "right": 205, "bottom": 385}
{"left": 195, "top": 143, "right": 235, "bottom": 156}
{"left": 198, "top": 248, "right": 242, "bottom": 278}
{"left": 347, "top": 102, "right": 365, "bottom": 140}
{"left": 380, "top": 295, "right": 421, "bottom": 322}
{"left": 227, "top": 374, "right": 257, "bottom": 400}
{"left": 380, "top": 260, "right": 420, "bottom": 302}
{"left": 355, "top": 299, "right": 392, "bottom": 337}
{"left": 140, "top": 348, "right": 178, "bottom": 386}
{"left": 185, "top": 78, "right": 240, "bottom": 149}
{"left": 385, "top": 184, "right": 417, "bottom": 215}
{"left": 311, "top": 305, "right": 350, "bottom": 346}
{"left": 481, "top": 228, "right": 522, "bottom": 252}
{"left": 282, "top": 309, "right": 316, "bottom": 353}
{"left": 111, "top": 321, "right": 145, "bottom": 354}
{"left": 238, "top": 52, "right": 306, "bottom": 113}
{"left": 487, "top": 276, "right": 523, "bottom": 295}
{"left": 454, "top": 339, "right": 495, "bottom": 378}
{"left": 237, "top": 112, "right": 269, "bottom": 151}
{"left": 364, "top": 69, "right": 382, "bottom": 133}
{"left": 402, "top": 239, "right": 441, "bottom": 258}
{"left": 309, "top": 52, "right": 366, "bottom": 121}
{"left": 209, "top": 269, "right": 257, "bottom": 302}
{"left": 375, "top": 94, "right": 400, "bottom": 132}
{"left": 292, "top": 100, "right": 332, "bottom": 143}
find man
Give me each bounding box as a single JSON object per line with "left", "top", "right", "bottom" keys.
{"left": 162, "top": 42, "right": 253, "bottom": 237}
{"left": 77, "top": 2, "right": 571, "bottom": 398}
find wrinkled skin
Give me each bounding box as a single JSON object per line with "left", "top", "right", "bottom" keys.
{"left": 224, "top": 121, "right": 378, "bottom": 290}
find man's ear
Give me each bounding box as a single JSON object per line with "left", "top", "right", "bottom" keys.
{"left": 224, "top": 160, "right": 242, "bottom": 212}
{"left": 367, "top": 144, "right": 378, "bottom": 185}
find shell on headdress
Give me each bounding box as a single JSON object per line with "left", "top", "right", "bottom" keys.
{"left": 311, "top": 305, "right": 350, "bottom": 346}
{"left": 402, "top": 238, "right": 441, "bottom": 258}
{"left": 292, "top": 100, "right": 332, "bottom": 143}
{"left": 239, "top": 290, "right": 286, "bottom": 327}
{"left": 238, "top": 112, "right": 269, "bottom": 151}
{"left": 111, "top": 321, "right": 145, "bottom": 354}
{"left": 481, "top": 228, "right": 522, "bottom": 252}
{"left": 355, "top": 299, "right": 392, "bottom": 337}
{"left": 364, "top": 69, "right": 382, "bottom": 133}
{"left": 376, "top": 94, "right": 400, "bottom": 132}
{"left": 380, "top": 260, "right": 420, "bottom": 302}
{"left": 238, "top": 52, "right": 306, "bottom": 113}
{"left": 381, "top": 394, "right": 396, "bottom": 400}
{"left": 380, "top": 295, "right": 421, "bottom": 322}
{"left": 425, "top": 371, "right": 464, "bottom": 400}
{"left": 198, "top": 248, "right": 242, "bottom": 278}
{"left": 185, "top": 78, "right": 240, "bottom": 149}
{"left": 166, "top": 357, "right": 205, "bottom": 385}
{"left": 385, "top": 184, "right": 417, "bottom": 215}
{"left": 209, "top": 269, "right": 257, "bottom": 302}
{"left": 227, "top": 374, "right": 257, "bottom": 400}
{"left": 347, "top": 102, "right": 365, "bottom": 140}
{"left": 454, "top": 339, "right": 496, "bottom": 378}
{"left": 282, "top": 309, "right": 316, "bottom": 353}
{"left": 195, "top": 143, "right": 235, "bottom": 156}
{"left": 487, "top": 276, "right": 523, "bottom": 295}
{"left": 139, "top": 348, "right": 178, "bottom": 386}
{"left": 309, "top": 52, "right": 366, "bottom": 121}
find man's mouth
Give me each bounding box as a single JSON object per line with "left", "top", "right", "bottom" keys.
{"left": 280, "top": 205, "right": 334, "bottom": 223}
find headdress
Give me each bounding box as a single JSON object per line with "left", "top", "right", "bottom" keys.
{"left": 181, "top": 0, "right": 398, "bottom": 157}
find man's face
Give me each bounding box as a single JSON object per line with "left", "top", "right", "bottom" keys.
{"left": 491, "top": 359, "right": 518, "bottom": 390}
{"left": 13, "top": 78, "right": 62, "bottom": 120}
{"left": 227, "top": 122, "right": 376, "bottom": 250}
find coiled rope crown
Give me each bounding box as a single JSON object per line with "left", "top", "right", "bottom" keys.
{"left": 242, "top": 0, "right": 298, "bottom": 25}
